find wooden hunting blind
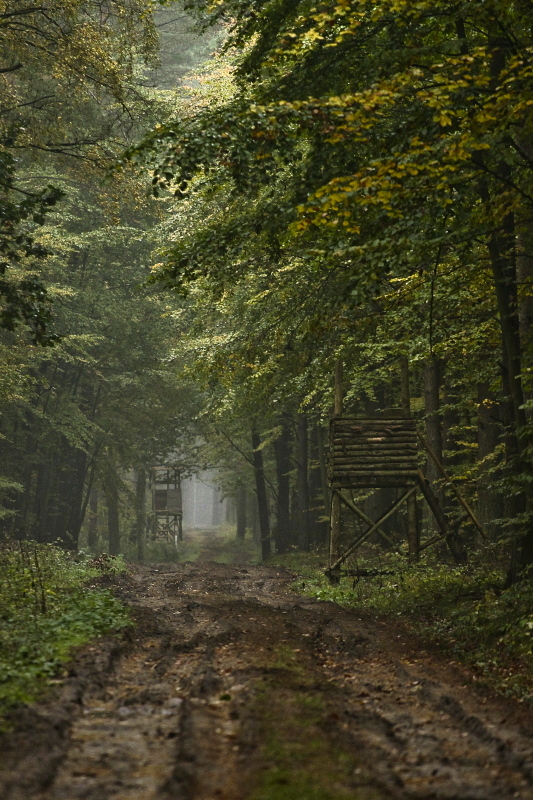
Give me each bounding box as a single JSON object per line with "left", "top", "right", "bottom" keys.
{"left": 327, "top": 412, "right": 487, "bottom": 582}
{"left": 329, "top": 416, "right": 418, "bottom": 489}
{"left": 152, "top": 466, "right": 183, "bottom": 547}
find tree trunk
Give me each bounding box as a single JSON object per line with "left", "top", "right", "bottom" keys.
{"left": 135, "top": 467, "right": 146, "bottom": 563}
{"left": 176, "top": 473, "right": 183, "bottom": 542}
{"left": 106, "top": 472, "right": 120, "bottom": 556}
{"left": 424, "top": 355, "right": 443, "bottom": 478}
{"left": 251, "top": 427, "right": 271, "bottom": 559}
{"left": 330, "top": 360, "right": 343, "bottom": 576}
{"left": 478, "top": 33, "right": 532, "bottom": 580}
{"left": 225, "top": 495, "right": 236, "bottom": 525}
{"left": 88, "top": 487, "right": 98, "bottom": 552}
{"left": 273, "top": 417, "right": 291, "bottom": 553}
{"left": 309, "top": 422, "right": 328, "bottom": 546}
{"left": 481, "top": 196, "right": 530, "bottom": 580}
{"left": 236, "top": 484, "right": 247, "bottom": 541}
{"left": 31, "top": 442, "right": 87, "bottom": 550}
{"left": 296, "top": 412, "right": 310, "bottom": 551}
{"left": 250, "top": 491, "right": 260, "bottom": 545}
{"left": 364, "top": 488, "right": 396, "bottom": 545}
{"left": 211, "top": 484, "right": 222, "bottom": 527}
{"left": 401, "top": 356, "right": 418, "bottom": 558}
{"left": 442, "top": 372, "right": 460, "bottom": 472}
{"left": 316, "top": 422, "right": 330, "bottom": 526}
{"left": 517, "top": 229, "right": 533, "bottom": 393}
{"left": 424, "top": 355, "right": 444, "bottom": 535}
{"left": 477, "top": 383, "right": 503, "bottom": 541}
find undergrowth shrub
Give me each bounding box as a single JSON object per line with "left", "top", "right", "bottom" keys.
{"left": 0, "top": 540, "right": 130, "bottom": 724}
{"left": 272, "top": 546, "right": 533, "bottom": 702}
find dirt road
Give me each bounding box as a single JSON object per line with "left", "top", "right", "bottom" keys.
{"left": 2, "top": 532, "right": 533, "bottom": 800}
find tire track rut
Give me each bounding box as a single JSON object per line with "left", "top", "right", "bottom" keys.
{"left": 2, "top": 552, "right": 533, "bottom": 799}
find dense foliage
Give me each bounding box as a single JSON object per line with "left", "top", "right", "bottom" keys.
{"left": 0, "top": 540, "right": 129, "bottom": 723}
{"left": 0, "top": 1, "right": 206, "bottom": 553}
{"left": 124, "top": 0, "right": 533, "bottom": 582}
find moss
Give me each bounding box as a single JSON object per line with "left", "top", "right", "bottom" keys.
{"left": 248, "top": 645, "right": 383, "bottom": 800}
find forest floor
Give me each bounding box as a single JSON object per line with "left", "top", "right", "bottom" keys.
{"left": 2, "top": 530, "right": 533, "bottom": 800}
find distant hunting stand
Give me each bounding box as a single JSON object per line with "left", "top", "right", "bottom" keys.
{"left": 152, "top": 466, "right": 183, "bottom": 548}
{"left": 326, "top": 360, "right": 486, "bottom": 583}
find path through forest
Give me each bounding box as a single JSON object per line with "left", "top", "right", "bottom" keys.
{"left": 2, "top": 531, "right": 533, "bottom": 799}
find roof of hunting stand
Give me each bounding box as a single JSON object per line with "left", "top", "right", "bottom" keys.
{"left": 328, "top": 417, "right": 418, "bottom": 489}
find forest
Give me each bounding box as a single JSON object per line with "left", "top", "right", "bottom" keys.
{"left": 2, "top": 0, "right": 533, "bottom": 793}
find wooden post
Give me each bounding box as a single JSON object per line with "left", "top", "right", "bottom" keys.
{"left": 400, "top": 356, "right": 419, "bottom": 562}
{"left": 329, "top": 360, "right": 343, "bottom": 583}
{"left": 417, "top": 469, "right": 468, "bottom": 564}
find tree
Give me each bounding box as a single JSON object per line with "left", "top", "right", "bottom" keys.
{"left": 127, "top": 0, "right": 533, "bottom": 578}
{"left": 0, "top": 0, "right": 158, "bottom": 339}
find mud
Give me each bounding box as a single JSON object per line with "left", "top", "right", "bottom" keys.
{"left": 1, "top": 531, "right": 533, "bottom": 799}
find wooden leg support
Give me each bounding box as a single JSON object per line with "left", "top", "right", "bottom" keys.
{"left": 327, "top": 486, "right": 417, "bottom": 580}
{"left": 416, "top": 470, "right": 467, "bottom": 564}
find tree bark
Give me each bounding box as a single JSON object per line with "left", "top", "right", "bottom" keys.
{"left": 477, "top": 169, "right": 530, "bottom": 578}
{"left": 424, "top": 355, "right": 444, "bottom": 535}
{"left": 225, "top": 495, "right": 236, "bottom": 525}
{"left": 296, "top": 412, "right": 310, "bottom": 551}
{"left": 424, "top": 355, "right": 443, "bottom": 481}
{"left": 477, "top": 383, "right": 503, "bottom": 541}
{"left": 106, "top": 474, "right": 120, "bottom": 556}
{"left": 330, "top": 360, "right": 343, "bottom": 576}
{"left": 236, "top": 483, "right": 247, "bottom": 541}
{"left": 309, "top": 422, "right": 328, "bottom": 546}
{"left": 211, "top": 483, "right": 222, "bottom": 527}
{"left": 250, "top": 491, "right": 260, "bottom": 545}
{"left": 31, "top": 442, "right": 87, "bottom": 549}
{"left": 252, "top": 427, "right": 271, "bottom": 559}
{"left": 442, "top": 372, "right": 460, "bottom": 471}
{"left": 88, "top": 487, "right": 98, "bottom": 552}
{"left": 401, "top": 356, "right": 418, "bottom": 558}
{"left": 135, "top": 468, "right": 146, "bottom": 563}
{"left": 273, "top": 417, "right": 291, "bottom": 553}
{"left": 176, "top": 473, "right": 183, "bottom": 542}
{"left": 316, "top": 422, "right": 330, "bottom": 526}
{"left": 517, "top": 228, "right": 533, "bottom": 385}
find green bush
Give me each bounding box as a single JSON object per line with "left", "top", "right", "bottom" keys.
{"left": 272, "top": 546, "right": 533, "bottom": 702}
{"left": 0, "top": 541, "right": 130, "bottom": 723}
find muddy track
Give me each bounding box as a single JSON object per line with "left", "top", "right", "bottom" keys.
{"left": 2, "top": 538, "right": 533, "bottom": 799}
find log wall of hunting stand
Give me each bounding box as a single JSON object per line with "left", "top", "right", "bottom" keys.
{"left": 329, "top": 418, "right": 418, "bottom": 489}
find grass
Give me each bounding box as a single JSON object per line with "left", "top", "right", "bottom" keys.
{"left": 269, "top": 544, "right": 533, "bottom": 703}
{"left": 248, "top": 644, "right": 381, "bottom": 800}
{"left": 0, "top": 541, "right": 130, "bottom": 726}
